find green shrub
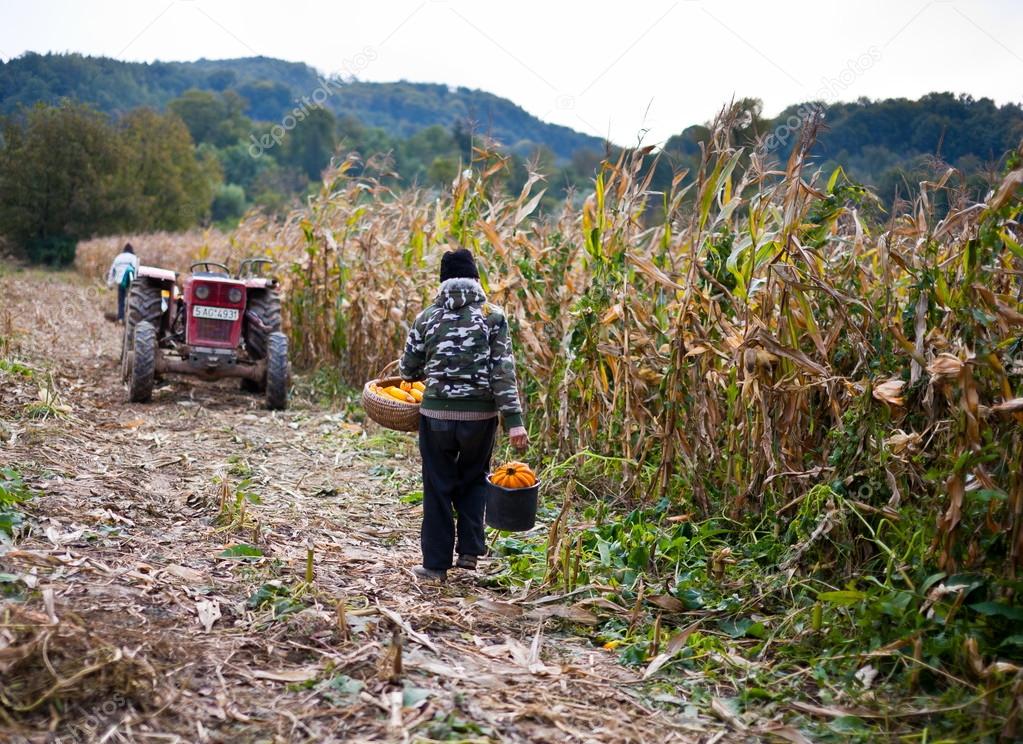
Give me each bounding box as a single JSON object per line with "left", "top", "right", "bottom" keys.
{"left": 0, "top": 467, "right": 35, "bottom": 539}
{"left": 25, "top": 235, "right": 77, "bottom": 266}
{"left": 211, "top": 183, "right": 247, "bottom": 223}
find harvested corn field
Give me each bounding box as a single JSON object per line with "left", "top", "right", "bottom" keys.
{"left": 6, "top": 1, "right": 1023, "bottom": 738}
{"left": 0, "top": 270, "right": 730, "bottom": 742}
{"left": 5, "top": 115, "right": 1023, "bottom": 742}
{"left": 75, "top": 230, "right": 233, "bottom": 279}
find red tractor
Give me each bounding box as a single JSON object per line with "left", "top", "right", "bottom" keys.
{"left": 120, "top": 259, "right": 290, "bottom": 409}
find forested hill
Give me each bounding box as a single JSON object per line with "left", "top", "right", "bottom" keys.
{"left": 3, "top": 51, "right": 1022, "bottom": 237}
{"left": 663, "top": 94, "right": 1023, "bottom": 204}
{"left": 0, "top": 52, "right": 604, "bottom": 161}
{"left": 5, "top": 52, "right": 1022, "bottom": 188}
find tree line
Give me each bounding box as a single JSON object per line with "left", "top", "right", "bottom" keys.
{"left": 0, "top": 53, "right": 603, "bottom": 161}
{"left": 660, "top": 94, "right": 1022, "bottom": 207}
{"left": 0, "top": 102, "right": 216, "bottom": 264}
{"left": 2, "top": 87, "right": 1020, "bottom": 266}
{"left": 0, "top": 91, "right": 603, "bottom": 265}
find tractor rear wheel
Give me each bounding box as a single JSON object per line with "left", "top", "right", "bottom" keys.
{"left": 126, "top": 279, "right": 164, "bottom": 331}
{"left": 244, "top": 289, "right": 282, "bottom": 360}
{"left": 265, "top": 331, "right": 289, "bottom": 410}
{"left": 122, "top": 279, "right": 164, "bottom": 379}
{"left": 129, "top": 321, "right": 157, "bottom": 403}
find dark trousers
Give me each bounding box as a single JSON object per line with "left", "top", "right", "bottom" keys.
{"left": 117, "top": 284, "right": 127, "bottom": 320}
{"left": 418, "top": 416, "right": 498, "bottom": 570}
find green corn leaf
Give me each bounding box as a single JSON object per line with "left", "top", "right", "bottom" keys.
{"left": 219, "top": 544, "right": 264, "bottom": 558}
{"left": 817, "top": 590, "right": 867, "bottom": 606}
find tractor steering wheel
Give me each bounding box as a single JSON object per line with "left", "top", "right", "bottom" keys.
{"left": 190, "top": 261, "right": 231, "bottom": 276}
{"left": 238, "top": 257, "right": 275, "bottom": 277}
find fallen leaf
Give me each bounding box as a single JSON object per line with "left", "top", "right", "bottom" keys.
{"left": 195, "top": 599, "right": 221, "bottom": 632}
{"left": 647, "top": 594, "right": 685, "bottom": 612}
{"left": 756, "top": 724, "right": 814, "bottom": 744}
{"left": 480, "top": 636, "right": 561, "bottom": 676}
{"left": 789, "top": 700, "right": 874, "bottom": 719}
{"left": 710, "top": 696, "right": 747, "bottom": 731}
{"left": 473, "top": 599, "right": 523, "bottom": 618}
{"left": 42, "top": 587, "right": 58, "bottom": 623}
{"left": 248, "top": 666, "right": 321, "bottom": 683}
{"left": 600, "top": 303, "right": 623, "bottom": 324}
{"left": 854, "top": 663, "right": 878, "bottom": 689}
{"left": 164, "top": 563, "right": 204, "bottom": 583}
{"left": 44, "top": 526, "right": 85, "bottom": 545}
{"left": 401, "top": 686, "right": 431, "bottom": 708}
{"left": 376, "top": 605, "right": 440, "bottom": 654}
{"left": 573, "top": 596, "right": 630, "bottom": 614}
{"left": 404, "top": 654, "right": 470, "bottom": 681}
{"left": 643, "top": 622, "right": 699, "bottom": 679}
{"left": 524, "top": 604, "right": 598, "bottom": 625}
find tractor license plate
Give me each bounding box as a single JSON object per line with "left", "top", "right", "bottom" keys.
{"left": 193, "top": 305, "right": 239, "bottom": 321}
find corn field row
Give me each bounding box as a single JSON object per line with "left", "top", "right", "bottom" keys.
{"left": 77, "top": 114, "right": 1023, "bottom": 586}
{"left": 289, "top": 121, "right": 1021, "bottom": 581}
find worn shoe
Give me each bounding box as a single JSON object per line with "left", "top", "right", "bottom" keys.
{"left": 455, "top": 554, "right": 478, "bottom": 570}
{"left": 412, "top": 565, "right": 447, "bottom": 582}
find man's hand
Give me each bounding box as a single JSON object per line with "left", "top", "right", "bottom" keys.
{"left": 508, "top": 426, "right": 529, "bottom": 452}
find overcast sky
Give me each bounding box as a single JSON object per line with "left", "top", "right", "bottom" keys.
{"left": 1, "top": 0, "right": 1021, "bottom": 146}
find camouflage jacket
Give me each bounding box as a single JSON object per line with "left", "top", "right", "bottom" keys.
{"left": 400, "top": 278, "right": 524, "bottom": 430}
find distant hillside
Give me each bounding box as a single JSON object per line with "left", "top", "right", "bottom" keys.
{"left": 4, "top": 52, "right": 1022, "bottom": 213}
{"left": 662, "top": 93, "right": 1023, "bottom": 204}
{"left": 322, "top": 81, "right": 602, "bottom": 162}
{"left": 815, "top": 94, "right": 1022, "bottom": 175}
{"left": 0, "top": 52, "right": 604, "bottom": 161}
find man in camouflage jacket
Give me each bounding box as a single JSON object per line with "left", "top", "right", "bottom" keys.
{"left": 400, "top": 248, "right": 528, "bottom": 581}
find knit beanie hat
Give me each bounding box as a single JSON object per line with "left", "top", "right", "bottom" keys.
{"left": 439, "top": 248, "right": 479, "bottom": 281}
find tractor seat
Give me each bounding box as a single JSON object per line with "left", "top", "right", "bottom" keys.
{"left": 192, "top": 271, "right": 230, "bottom": 278}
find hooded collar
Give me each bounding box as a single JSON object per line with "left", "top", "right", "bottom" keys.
{"left": 435, "top": 277, "right": 486, "bottom": 310}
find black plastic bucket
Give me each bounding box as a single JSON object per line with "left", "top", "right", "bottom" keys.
{"left": 485, "top": 479, "right": 540, "bottom": 532}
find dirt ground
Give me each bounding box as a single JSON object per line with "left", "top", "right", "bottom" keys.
{"left": 0, "top": 271, "right": 738, "bottom": 743}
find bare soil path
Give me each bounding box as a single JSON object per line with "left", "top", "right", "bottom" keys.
{"left": 0, "top": 271, "right": 729, "bottom": 743}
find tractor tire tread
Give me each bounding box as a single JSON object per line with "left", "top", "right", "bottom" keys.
{"left": 245, "top": 289, "right": 282, "bottom": 360}
{"left": 126, "top": 279, "right": 164, "bottom": 330}
{"left": 265, "top": 331, "right": 289, "bottom": 410}
{"left": 129, "top": 321, "right": 157, "bottom": 403}
{"left": 122, "top": 279, "right": 164, "bottom": 375}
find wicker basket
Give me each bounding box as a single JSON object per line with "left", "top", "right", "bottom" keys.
{"left": 362, "top": 361, "right": 420, "bottom": 432}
